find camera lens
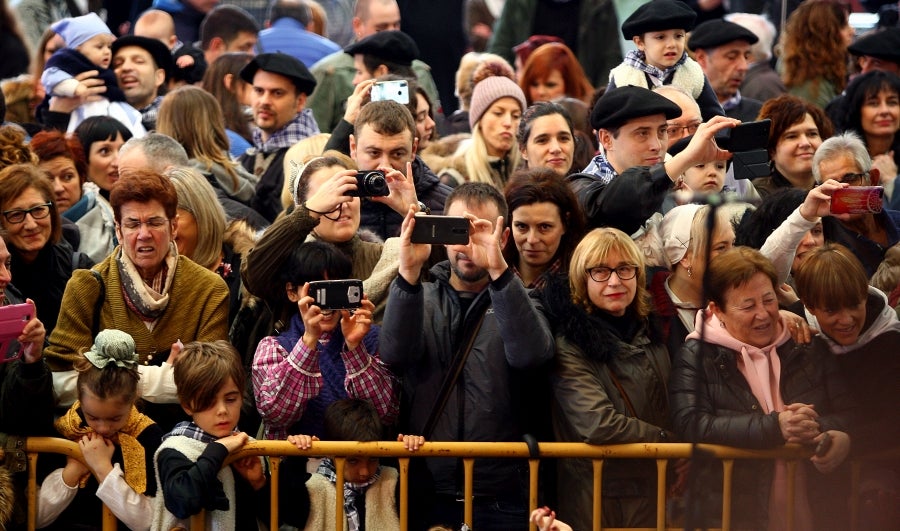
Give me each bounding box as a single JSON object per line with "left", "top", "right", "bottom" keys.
{"left": 351, "top": 170, "right": 389, "bottom": 196}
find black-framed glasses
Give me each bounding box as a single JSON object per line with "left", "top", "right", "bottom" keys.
{"left": 1, "top": 203, "right": 52, "bottom": 224}
{"left": 839, "top": 171, "right": 870, "bottom": 185}
{"left": 586, "top": 264, "right": 638, "bottom": 283}
{"left": 665, "top": 121, "right": 701, "bottom": 138}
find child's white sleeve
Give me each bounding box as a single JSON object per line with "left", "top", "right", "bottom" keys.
{"left": 36, "top": 468, "right": 78, "bottom": 528}
{"left": 137, "top": 363, "right": 178, "bottom": 403}
{"left": 40, "top": 67, "right": 80, "bottom": 97}
{"left": 95, "top": 463, "right": 152, "bottom": 531}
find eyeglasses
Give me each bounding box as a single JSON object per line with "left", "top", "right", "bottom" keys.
{"left": 839, "top": 171, "right": 870, "bottom": 185}
{"left": 119, "top": 217, "right": 170, "bottom": 232}
{"left": 665, "top": 121, "right": 701, "bottom": 138}
{"left": 2, "top": 203, "right": 52, "bottom": 224}
{"left": 586, "top": 264, "right": 638, "bottom": 283}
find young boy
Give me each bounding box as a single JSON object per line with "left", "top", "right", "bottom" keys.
{"left": 608, "top": 0, "right": 724, "bottom": 121}
{"left": 41, "top": 13, "right": 145, "bottom": 135}
{"left": 152, "top": 340, "right": 273, "bottom": 531}
{"left": 287, "top": 399, "right": 424, "bottom": 531}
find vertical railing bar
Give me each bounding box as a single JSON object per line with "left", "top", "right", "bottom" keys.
{"left": 335, "top": 457, "right": 346, "bottom": 531}
{"left": 592, "top": 459, "right": 604, "bottom": 531}
{"left": 269, "top": 456, "right": 281, "bottom": 531}
{"left": 27, "top": 452, "right": 38, "bottom": 531}
{"left": 528, "top": 458, "right": 540, "bottom": 531}
{"left": 463, "top": 458, "right": 475, "bottom": 528}
{"left": 722, "top": 459, "right": 734, "bottom": 531}
{"left": 656, "top": 459, "right": 667, "bottom": 531}
{"left": 786, "top": 459, "right": 797, "bottom": 531}
{"left": 398, "top": 457, "right": 410, "bottom": 531}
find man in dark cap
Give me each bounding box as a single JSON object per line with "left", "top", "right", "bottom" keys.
{"left": 344, "top": 30, "right": 419, "bottom": 85}
{"left": 725, "top": 13, "right": 787, "bottom": 103}
{"left": 569, "top": 85, "right": 740, "bottom": 232}
{"left": 848, "top": 27, "right": 900, "bottom": 75}
{"left": 689, "top": 19, "right": 763, "bottom": 122}
{"left": 111, "top": 36, "right": 174, "bottom": 131}
{"left": 238, "top": 52, "right": 319, "bottom": 222}
{"left": 306, "top": 0, "right": 439, "bottom": 133}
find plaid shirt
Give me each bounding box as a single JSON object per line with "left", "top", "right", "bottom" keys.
{"left": 252, "top": 331, "right": 398, "bottom": 440}
{"left": 582, "top": 151, "right": 619, "bottom": 185}
{"left": 139, "top": 95, "right": 163, "bottom": 131}
{"left": 249, "top": 108, "right": 320, "bottom": 155}
{"left": 316, "top": 458, "right": 381, "bottom": 531}
{"left": 623, "top": 49, "right": 688, "bottom": 87}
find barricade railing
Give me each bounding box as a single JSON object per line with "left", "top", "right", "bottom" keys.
{"left": 16, "top": 438, "right": 881, "bottom": 531}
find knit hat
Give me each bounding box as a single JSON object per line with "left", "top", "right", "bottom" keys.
{"left": 468, "top": 76, "right": 527, "bottom": 129}
{"left": 51, "top": 13, "right": 112, "bottom": 50}
{"left": 84, "top": 329, "right": 138, "bottom": 369}
{"left": 621, "top": 0, "right": 697, "bottom": 40}
{"left": 660, "top": 204, "right": 703, "bottom": 265}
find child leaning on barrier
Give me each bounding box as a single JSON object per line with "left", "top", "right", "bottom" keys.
{"left": 37, "top": 329, "right": 163, "bottom": 530}
{"left": 151, "top": 340, "right": 280, "bottom": 531}
{"left": 281, "top": 398, "right": 425, "bottom": 531}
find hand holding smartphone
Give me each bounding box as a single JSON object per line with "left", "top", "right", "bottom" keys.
{"left": 308, "top": 279, "right": 364, "bottom": 310}
{"left": 410, "top": 215, "right": 470, "bottom": 245}
{"left": 0, "top": 302, "right": 35, "bottom": 363}
{"left": 830, "top": 186, "right": 884, "bottom": 215}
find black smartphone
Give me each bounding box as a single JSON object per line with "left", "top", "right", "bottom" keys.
{"left": 307, "top": 279, "right": 364, "bottom": 310}
{"left": 814, "top": 432, "right": 833, "bottom": 457}
{"left": 715, "top": 119, "right": 771, "bottom": 152}
{"left": 410, "top": 215, "right": 470, "bottom": 245}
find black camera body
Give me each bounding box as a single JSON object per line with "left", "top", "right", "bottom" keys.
{"left": 349, "top": 170, "right": 389, "bottom": 197}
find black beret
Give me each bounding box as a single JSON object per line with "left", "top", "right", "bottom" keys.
{"left": 112, "top": 36, "right": 174, "bottom": 79}
{"left": 688, "top": 20, "right": 760, "bottom": 51}
{"left": 240, "top": 52, "right": 317, "bottom": 95}
{"left": 590, "top": 85, "right": 682, "bottom": 130}
{"left": 848, "top": 28, "right": 900, "bottom": 63}
{"left": 621, "top": 0, "right": 697, "bottom": 40}
{"left": 343, "top": 31, "right": 419, "bottom": 67}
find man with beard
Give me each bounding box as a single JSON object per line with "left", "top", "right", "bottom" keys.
{"left": 238, "top": 52, "right": 319, "bottom": 222}
{"left": 380, "top": 183, "right": 554, "bottom": 529}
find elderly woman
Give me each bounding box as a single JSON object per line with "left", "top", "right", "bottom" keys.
{"left": 30, "top": 130, "right": 116, "bottom": 262}
{"left": 541, "top": 227, "right": 672, "bottom": 530}
{"left": 44, "top": 171, "right": 230, "bottom": 426}
{"left": 516, "top": 102, "right": 577, "bottom": 178}
{"left": 753, "top": 95, "right": 834, "bottom": 197}
{"left": 503, "top": 168, "right": 584, "bottom": 289}
{"left": 0, "top": 164, "right": 93, "bottom": 337}
{"left": 669, "top": 246, "right": 855, "bottom": 531}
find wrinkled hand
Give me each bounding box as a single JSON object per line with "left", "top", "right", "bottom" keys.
{"left": 799, "top": 179, "right": 847, "bottom": 221}
{"left": 343, "top": 79, "right": 375, "bottom": 124}
{"left": 297, "top": 283, "right": 328, "bottom": 348}
{"left": 780, "top": 309, "right": 813, "bottom": 344}
{"left": 304, "top": 169, "right": 358, "bottom": 218}
{"left": 373, "top": 161, "right": 418, "bottom": 215}
{"left": 462, "top": 211, "right": 507, "bottom": 280}
{"left": 19, "top": 299, "right": 45, "bottom": 364}
{"left": 397, "top": 433, "right": 425, "bottom": 451}
{"left": 341, "top": 296, "right": 374, "bottom": 349}
{"left": 398, "top": 205, "right": 432, "bottom": 285}
{"left": 811, "top": 430, "right": 851, "bottom": 473}
{"left": 287, "top": 434, "right": 319, "bottom": 450}
{"left": 776, "top": 283, "right": 800, "bottom": 307}
{"left": 778, "top": 403, "right": 820, "bottom": 443}
{"left": 217, "top": 432, "right": 249, "bottom": 453}
{"left": 872, "top": 152, "right": 897, "bottom": 186}
{"left": 233, "top": 455, "right": 266, "bottom": 490}
{"left": 530, "top": 507, "right": 573, "bottom": 531}
{"left": 80, "top": 433, "right": 115, "bottom": 482}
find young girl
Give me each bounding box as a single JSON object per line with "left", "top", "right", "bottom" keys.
{"left": 608, "top": 0, "right": 723, "bottom": 121}
{"left": 37, "top": 328, "right": 162, "bottom": 530}
{"left": 41, "top": 13, "right": 145, "bottom": 135}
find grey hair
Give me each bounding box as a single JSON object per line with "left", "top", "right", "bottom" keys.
{"left": 725, "top": 12, "right": 777, "bottom": 62}
{"left": 811, "top": 131, "right": 872, "bottom": 182}
{"left": 119, "top": 133, "right": 190, "bottom": 173}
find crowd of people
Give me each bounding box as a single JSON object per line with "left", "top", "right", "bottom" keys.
{"left": 0, "top": 0, "right": 898, "bottom": 530}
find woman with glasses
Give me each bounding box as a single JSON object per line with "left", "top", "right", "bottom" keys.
{"left": 540, "top": 227, "right": 673, "bottom": 529}
{"left": 44, "top": 170, "right": 230, "bottom": 431}
{"left": 0, "top": 164, "right": 93, "bottom": 337}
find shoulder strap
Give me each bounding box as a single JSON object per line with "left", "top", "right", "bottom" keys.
{"left": 90, "top": 270, "right": 105, "bottom": 338}
{"left": 606, "top": 366, "right": 638, "bottom": 418}
{"left": 422, "top": 309, "right": 487, "bottom": 439}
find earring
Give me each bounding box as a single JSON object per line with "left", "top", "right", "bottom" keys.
{"left": 720, "top": 320, "right": 726, "bottom": 328}
{"left": 687, "top": 265, "right": 693, "bottom": 278}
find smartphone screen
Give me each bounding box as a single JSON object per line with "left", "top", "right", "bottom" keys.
{"left": 371, "top": 80, "right": 410, "bottom": 105}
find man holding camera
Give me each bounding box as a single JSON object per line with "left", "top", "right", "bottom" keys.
{"left": 239, "top": 52, "right": 320, "bottom": 222}
{"left": 380, "top": 182, "right": 555, "bottom": 530}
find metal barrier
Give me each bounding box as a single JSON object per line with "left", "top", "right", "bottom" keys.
{"left": 17, "top": 438, "right": 872, "bottom": 531}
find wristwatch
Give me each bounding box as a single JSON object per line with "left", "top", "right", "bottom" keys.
{"left": 417, "top": 201, "right": 430, "bottom": 215}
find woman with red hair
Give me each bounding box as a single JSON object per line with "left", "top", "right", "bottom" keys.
{"left": 518, "top": 43, "right": 594, "bottom": 106}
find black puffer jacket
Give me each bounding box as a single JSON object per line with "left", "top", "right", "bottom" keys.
{"left": 669, "top": 337, "right": 856, "bottom": 529}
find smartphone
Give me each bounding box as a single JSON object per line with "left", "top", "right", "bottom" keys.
{"left": 0, "top": 302, "right": 34, "bottom": 363}
{"left": 830, "top": 186, "right": 884, "bottom": 215}
{"left": 715, "top": 119, "right": 771, "bottom": 152}
{"left": 308, "top": 279, "right": 364, "bottom": 310}
{"left": 410, "top": 215, "right": 470, "bottom": 245}
{"left": 814, "top": 432, "right": 833, "bottom": 457}
{"left": 370, "top": 80, "right": 409, "bottom": 105}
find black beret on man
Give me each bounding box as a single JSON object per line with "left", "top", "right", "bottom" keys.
{"left": 590, "top": 85, "right": 682, "bottom": 130}
{"left": 688, "top": 19, "right": 760, "bottom": 52}
{"left": 240, "top": 52, "right": 317, "bottom": 95}
{"left": 621, "top": 0, "right": 697, "bottom": 40}
{"left": 847, "top": 27, "right": 900, "bottom": 63}
{"left": 112, "top": 35, "right": 174, "bottom": 78}
{"left": 343, "top": 30, "right": 420, "bottom": 67}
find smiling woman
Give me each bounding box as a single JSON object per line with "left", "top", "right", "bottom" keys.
{"left": 0, "top": 164, "right": 93, "bottom": 336}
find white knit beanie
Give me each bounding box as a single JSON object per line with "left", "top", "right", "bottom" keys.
{"left": 468, "top": 76, "right": 527, "bottom": 129}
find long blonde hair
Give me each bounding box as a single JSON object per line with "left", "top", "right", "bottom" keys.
{"left": 465, "top": 123, "right": 522, "bottom": 189}
{"left": 156, "top": 86, "right": 242, "bottom": 190}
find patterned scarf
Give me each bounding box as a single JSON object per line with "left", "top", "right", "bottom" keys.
{"left": 249, "top": 108, "right": 320, "bottom": 154}
{"left": 582, "top": 152, "right": 619, "bottom": 185}
{"left": 116, "top": 244, "right": 177, "bottom": 323}
{"left": 55, "top": 402, "right": 156, "bottom": 493}
{"left": 162, "top": 421, "right": 237, "bottom": 443}
{"left": 317, "top": 457, "right": 381, "bottom": 531}
{"left": 622, "top": 49, "right": 688, "bottom": 87}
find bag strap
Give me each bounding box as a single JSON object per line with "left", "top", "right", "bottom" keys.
{"left": 606, "top": 366, "right": 638, "bottom": 418}
{"left": 422, "top": 309, "right": 487, "bottom": 439}
{"left": 90, "top": 270, "right": 105, "bottom": 338}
